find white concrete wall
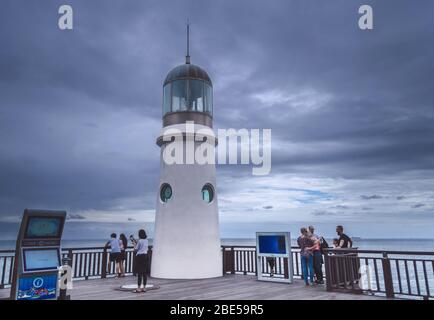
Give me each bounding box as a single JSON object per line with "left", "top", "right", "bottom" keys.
{"left": 151, "top": 124, "right": 222, "bottom": 279}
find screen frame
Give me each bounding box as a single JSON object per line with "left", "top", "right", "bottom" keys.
{"left": 255, "top": 231, "right": 293, "bottom": 283}
{"left": 22, "top": 247, "right": 61, "bottom": 272}
{"left": 24, "top": 215, "right": 65, "bottom": 239}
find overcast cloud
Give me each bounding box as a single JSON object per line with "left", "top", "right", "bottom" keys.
{"left": 1, "top": 0, "right": 434, "bottom": 239}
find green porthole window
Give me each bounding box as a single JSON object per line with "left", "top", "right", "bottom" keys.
{"left": 160, "top": 183, "right": 172, "bottom": 203}
{"left": 202, "top": 184, "right": 214, "bottom": 203}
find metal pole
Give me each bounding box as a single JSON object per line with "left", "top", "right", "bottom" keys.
{"left": 58, "top": 257, "right": 71, "bottom": 300}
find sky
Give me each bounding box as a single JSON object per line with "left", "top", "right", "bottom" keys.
{"left": 1, "top": 0, "right": 434, "bottom": 240}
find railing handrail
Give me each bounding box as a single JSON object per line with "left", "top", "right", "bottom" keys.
{"left": 2, "top": 245, "right": 434, "bottom": 256}
{"left": 323, "top": 248, "right": 434, "bottom": 256}
{"left": 0, "top": 250, "right": 14, "bottom": 254}
{"left": 221, "top": 245, "right": 300, "bottom": 249}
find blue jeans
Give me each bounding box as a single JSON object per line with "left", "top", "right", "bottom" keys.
{"left": 301, "top": 255, "right": 314, "bottom": 284}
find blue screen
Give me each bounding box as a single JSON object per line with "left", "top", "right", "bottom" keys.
{"left": 258, "top": 235, "right": 287, "bottom": 254}
{"left": 23, "top": 249, "right": 60, "bottom": 271}
{"left": 17, "top": 274, "right": 57, "bottom": 300}
{"left": 25, "top": 217, "right": 61, "bottom": 238}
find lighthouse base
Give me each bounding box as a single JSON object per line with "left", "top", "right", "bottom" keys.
{"left": 150, "top": 243, "right": 223, "bottom": 279}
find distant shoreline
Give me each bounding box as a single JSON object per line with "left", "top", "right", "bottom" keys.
{"left": 2, "top": 237, "right": 434, "bottom": 252}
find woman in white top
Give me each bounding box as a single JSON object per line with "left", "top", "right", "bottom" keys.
{"left": 133, "top": 229, "right": 149, "bottom": 293}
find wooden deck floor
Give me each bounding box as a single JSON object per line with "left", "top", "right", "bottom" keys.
{"left": 0, "top": 275, "right": 385, "bottom": 300}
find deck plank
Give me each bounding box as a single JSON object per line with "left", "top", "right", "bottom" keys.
{"left": 0, "top": 275, "right": 385, "bottom": 300}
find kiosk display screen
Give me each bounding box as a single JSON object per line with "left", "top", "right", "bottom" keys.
{"left": 258, "top": 235, "right": 287, "bottom": 254}
{"left": 23, "top": 248, "right": 60, "bottom": 272}
{"left": 25, "top": 216, "right": 62, "bottom": 238}
{"left": 17, "top": 274, "right": 57, "bottom": 300}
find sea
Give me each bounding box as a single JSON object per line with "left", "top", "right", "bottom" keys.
{"left": 1, "top": 238, "right": 434, "bottom": 251}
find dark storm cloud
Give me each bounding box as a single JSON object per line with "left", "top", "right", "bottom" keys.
{"left": 360, "top": 195, "right": 383, "bottom": 200}
{"left": 1, "top": 0, "right": 434, "bottom": 237}
{"left": 311, "top": 210, "right": 334, "bottom": 217}
{"left": 332, "top": 205, "right": 350, "bottom": 210}
{"left": 411, "top": 203, "right": 426, "bottom": 209}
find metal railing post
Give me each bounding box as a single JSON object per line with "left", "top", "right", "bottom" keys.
{"left": 147, "top": 247, "right": 152, "bottom": 276}
{"left": 221, "top": 247, "right": 226, "bottom": 274}
{"left": 381, "top": 252, "right": 395, "bottom": 298}
{"left": 230, "top": 246, "right": 235, "bottom": 274}
{"left": 67, "top": 249, "right": 73, "bottom": 267}
{"left": 101, "top": 248, "right": 108, "bottom": 279}
{"left": 323, "top": 250, "right": 333, "bottom": 291}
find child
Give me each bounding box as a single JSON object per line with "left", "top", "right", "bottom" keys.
{"left": 333, "top": 238, "right": 339, "bottom": 248}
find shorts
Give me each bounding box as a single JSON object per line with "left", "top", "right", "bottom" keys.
{"left": 110, "top": 252, "right": 121, "bottom": 262}
{"left": 120, "top": 250, "right": 127, "bottom": 261}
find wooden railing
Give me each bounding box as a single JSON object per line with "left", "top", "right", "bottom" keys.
{"left": 222, "top": 246, "right": 302, "bottom": 278}
{"left": 323, "top": 248, "right": 434, "bottom": 300}
{"left": 0, "top": 250, "right": 14, "bottom": 289}
{"left": 1, "top": 246, "right": 433, "bottom": 300}
{"left": 60, "top": 246, "right": 152, "bottom": 280}
{"left": 0, "top": 245, "right": 299, "bottom": 288}
{"left": 0, "top": 246, "right": 146, "bottom": 288}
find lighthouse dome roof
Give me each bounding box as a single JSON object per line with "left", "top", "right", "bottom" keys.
{"left": 164, "top": 63, "right": 212, "bottom": 86}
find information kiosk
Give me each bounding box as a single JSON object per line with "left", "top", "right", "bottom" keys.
{"left": 256, "top": 232, "right": 293, "bottom": 283}
{"left": 10, "top": 209, "right": 66, "bottom": 300}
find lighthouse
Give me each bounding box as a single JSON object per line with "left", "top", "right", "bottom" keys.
{"left": 150, "top": 24, "right": 222, "bottom": 279}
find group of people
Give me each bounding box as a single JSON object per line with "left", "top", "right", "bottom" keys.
{"left": 105, "top": 226, "right": 352, "bottom": 291}
{"left": 297, "top": 225, "right": 352, "bottom": 286}
{"left": 104, "top": 229, "right": 149, "bottom": 293}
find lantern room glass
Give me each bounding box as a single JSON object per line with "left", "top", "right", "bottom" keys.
{"left": 188, "top": 80, "right": 204, "bottom": 112}
{"left": 171, "top": 80, "right": 187, "bottom": 112}
{"left": 163, "top": 80, "right": 212, "bottom": 116}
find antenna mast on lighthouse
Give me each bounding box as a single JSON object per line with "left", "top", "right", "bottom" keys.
{"left": 186, "top": 19, "right": 191, "bottom": 64}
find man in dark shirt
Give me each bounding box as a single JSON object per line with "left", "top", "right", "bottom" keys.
{"left": 336, "top": 225, "right": 352, "bottom": 248}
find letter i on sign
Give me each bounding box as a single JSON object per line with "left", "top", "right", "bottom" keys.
{"left": 58, "top": 5, "right": 73, "bottom": 30}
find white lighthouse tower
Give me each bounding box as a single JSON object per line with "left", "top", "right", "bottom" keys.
{"left": 151, "top": 24, "right": 222, "bottom": 279}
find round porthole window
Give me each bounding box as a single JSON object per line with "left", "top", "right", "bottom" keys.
{"left": 160, "top": 183, "right": 172, "bottom": 203}
{"left": 201, "top": 184, "right": 214, "bottom": 203}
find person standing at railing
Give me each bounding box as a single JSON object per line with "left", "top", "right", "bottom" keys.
{"left": 133, "top": 229, "right": 149, "bottom": 293}
{"left": 119, "top": 234, "right": 128, "bottom": 277}
{"left": 129, "top": 234, "right": 138, "bottom": 276}
{"left": 104, "top": 233, "right": 122, "bottom": 277}
{"left": 297, "top": 228, "right": 315, "bottom": 286}
{"left": 335, "top": 225, "right": 352, "bottom": 248}
{"left": 266, "top": 257, "right": 276, "bottom": 277}
{"left": 308, "top": 226, "right": 324, "bottom": 285}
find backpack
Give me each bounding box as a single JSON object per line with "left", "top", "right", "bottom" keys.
{"left": 319, "top": 237, "right": 329, "bottom": 254}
